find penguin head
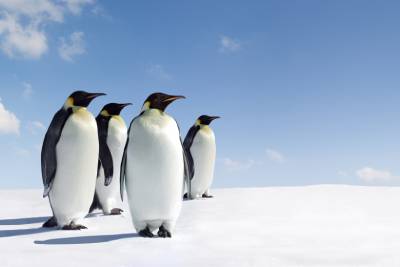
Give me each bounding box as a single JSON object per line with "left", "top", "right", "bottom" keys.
{"left": 65, "top": 91, "right": 106, "bottom": 109}
{"left": 100, "top": 103, "right": 132, "bottom": 117}
{"left": 142, "top": 92, "right": 185, "bottom": 112}
{"left": 196, "top": 115, "right": 220, "bottom": 126}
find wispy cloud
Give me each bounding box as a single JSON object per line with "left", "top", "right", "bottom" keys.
{"left": 222, "top": 157, "right": 256, "bottom": 172}
{"left": 0, "top": 98, "right": 20, "bottom": 135}
{"left": 14, "top": 146, "right": 30, "bottom": 157}
{"left": 219, "top": 35, "right": 241, "bottom": 53}
{"left": 27, "top": 120, "right": 45, "bottom": 135}
{"left": 62, "top": 0, "right": 95, "bottom": 15}
{"left": 58, "top": 31, "right": 86, "bottom": 62}
{"left": 146, "top": 64, "right": 172, "bottom": 80}
{"left": 91, "top": 4, "right": 111, "bottom": 20}
{"left": 266, "top": 148, "right": 285, "bottom": 163}
{"left": 0, "top": 0, "right": 94, "bottom": 59}
{"left": 356, "top": 167, "right": 397, "bottom": 183}
{"left": 22, "top": 82, "right": 33, "bottom": 99}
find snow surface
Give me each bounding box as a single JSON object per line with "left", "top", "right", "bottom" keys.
{"left": 1, "top": 186, "right": 400, "bottom": 267}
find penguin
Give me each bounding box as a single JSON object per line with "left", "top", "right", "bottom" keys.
{"left": 41, "top": 91, "right": 112, "bottom": 230}
{"left": 120, "top": 92, "right": 188, "bottom": 238}
{"left": 183, "top": 115, "right": 220, "bottom": 199}
{"left": 90, "top": 103, "right": 131, "bottom": 215}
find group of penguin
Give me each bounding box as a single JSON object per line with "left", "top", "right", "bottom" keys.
{"left": 40, "top": 91, "right": 219, "bottom": 238}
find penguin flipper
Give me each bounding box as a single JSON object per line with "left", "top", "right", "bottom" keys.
{"left": 120, "top": 140, "right": 128, "bottom": 201}
{"left": 120, "top": 115, "right": 138, "bottom": 201}
{"left": 89, "top": 191, "right": 103, "bottom": 213}
{"left": 96, "top": 115, "right": 114, "bottom": 186}
{"left": 41, "top": 108, "right": 72, "bottom": 197}
{"left": 183, "top": 125, "right": 199, "bottom": 180}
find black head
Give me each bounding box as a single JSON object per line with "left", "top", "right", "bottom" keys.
{"left": 100, "top": 103, "right": 132, "bottom": 116}
{"left": 67, "top": 91, "right": 106, "bottom": 108}
{"left": 197, "top": 115, "right": 220, "bottom": 126}
{"left": 142, "top": 92, "right": 185, "bottom": 112}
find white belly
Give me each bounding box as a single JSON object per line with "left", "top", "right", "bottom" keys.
{"left": 96, "top": 117, "right": 127, "bottom": 214}
{"left": 49, "top": 110, "right": 99, "bottom": 226}
{"left": 125, "top": 110, "right": 184, "bottom": 232}
{"left": 190, "top": 127, "right": 216, "bottom": 199}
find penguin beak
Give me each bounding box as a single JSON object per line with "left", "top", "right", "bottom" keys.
{"left": 116, "top": 103, "right": 132, "bottom": 114}
{"left": 209, "top": 116, "right": 221, "bottom": 121}
{"left": 162, "top": 95, "right": 186, "bottom": 103}
{"left": 86, "top": 92, "right": 106, "bottom": 99}
{"left": 118, "top": 103, "right": 132, "bottom": 108}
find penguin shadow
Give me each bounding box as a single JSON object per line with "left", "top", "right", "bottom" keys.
{"left": 34, "top": 233, "right": 138, "bottom": 245}
{"left": 0, "top": 216, "right": 50, "bottom": 226}
{"left": 0, "top": 227, "right": 55, "bottom": 238}
{"left": 0, "top": 216, "right": 55, "bottom": 238}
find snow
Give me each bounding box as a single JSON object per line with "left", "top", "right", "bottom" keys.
{"left": 1, "top": 185, "right": 400, "bottom": 266}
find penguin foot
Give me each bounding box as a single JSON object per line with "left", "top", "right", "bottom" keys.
{"left": 183, "top": 193, "right": 188, "bottom": 200}
{"left": 157, "top": 225, "right": 172, "bottom": 238}
{"left": 138, "top": 227, "right": 154, "bottom": 238}
{"left": 110, "top": 208, "right": 123, "bottom": 215}
{"left": 42, "top": 216, "right": 57, "bottom": 228}
{"left": 62, "top": 222, "right": 88, "bottom": 230}
{"left": 202, "top": 193, "right": 213, "bottom": 198}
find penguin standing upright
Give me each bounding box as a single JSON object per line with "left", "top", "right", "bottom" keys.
{"left": 90, "top": 103, "right": 131, "bottom": 215}
{"left": 41, "top": 91, "right": 111, "bottom": 230}
{"left": 120, "top": 92, "right": 187, "bottom": 238}
{"left": 184, "top": 115, "right": 220, "bottom": 199}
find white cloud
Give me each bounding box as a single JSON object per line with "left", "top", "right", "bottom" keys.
{"left": 356, "top": 167, "right": 397, "bottom": 183}
{"left": 0, "top": 0, "right": 94, "bottom": 59}
{"left": 58, "top": 31, "right": 85, "bottom": 62}
{"left": 22, "top": 81, "right": 33, "bottom": 99}
{"left": 27, "top": 120, "right": 45, "bottom": 134}
{"left": 146, "top": 64, "right": 172, "bottom": 80}
{"left": 219, "top": 35, "right": 241, "bottom": 53}
{"left": 0, "top": 0, "right": 64, "bottom": 22}
{"left": 222, "top": 157, "right": 255, "bottom": 172}
{"left": 266, "top": 148, "right": 285, "bottom": 163}
{"left": 0, "top": 12, "right": 48, "bottom": 59}
{"left": 0, "top": 98, "right": 20, "bottom": 135}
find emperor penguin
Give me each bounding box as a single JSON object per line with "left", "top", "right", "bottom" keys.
{"left": 120, "top": 92, "right": 188, "bottom": 238}
{"left": 41, "top": 91, "right": 111, "bottom": 230}
{"left": 183, "top": 115, "right": 220, "bottom": 199}
{"left": 90, "top": 103, "right": 131, "bottom": 215}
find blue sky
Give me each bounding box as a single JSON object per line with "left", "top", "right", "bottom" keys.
{"left": 1, "top": 0, "right": 400, "bottom": 188}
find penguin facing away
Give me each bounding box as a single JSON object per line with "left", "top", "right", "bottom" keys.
{"left": 183, "top": 115, "right": 220, "bottom": 199}
{"left": 120, "top": 92, "right": 188, "bottom": 238}
{"left": 41, "top": 91, "right": 111, "bottom": 230}
{"left": 90, "top": 103, "right": 131, "bottom": 215}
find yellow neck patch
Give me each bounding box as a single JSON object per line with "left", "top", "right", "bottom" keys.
{"left": 200, "top": 125, "right": 211, "bottom": 133}
{"left": 64, "top": 97, "right": 74, "bottom": 109}
{"left": 112, "top": 115, "right": 124, "bottom": 124}
{"left": 101, "top": 110, "right": 111, "bottom": 117}
{"left": 142, "top": 101, "right": 151, "bottom": 111}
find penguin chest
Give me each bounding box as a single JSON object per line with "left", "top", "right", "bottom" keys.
{"left": 190, "top": 128, "right": 216, "bottom": 196}
{"left": 126, "top": 113, "right": 184, "bottom": 221}
{"left": 50, "top": 111, "right": 99, "bottom": 221}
